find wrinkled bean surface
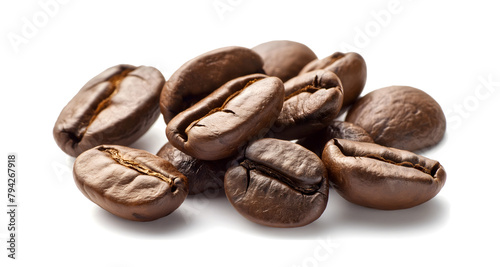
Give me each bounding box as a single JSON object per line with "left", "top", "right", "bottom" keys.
{"left": 345, "top": 86, "right": 446, "bottom": 151}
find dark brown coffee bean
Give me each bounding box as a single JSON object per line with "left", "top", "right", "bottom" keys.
{"left": 297, "top": 120, "right": 374, "bottom": 156}
{"left": 73, "top": 145, "right": 188, "bottom": 221}
{"left": 345, "top": 86, "right": 446, "bottom": 151}
{"left": 166, "top": 75, "right": 284, "bottom": 160}
{"left": 160, "top": 46, "right": 264, "bottom": 124}
{"left": 252, "top": 40, "right": 317, "bottom": 82}
{"left": 157, "top": 142, "right": 233, "bottom": 195}
{"left": 53, "top": 64, "right": 165, "bottom": 157}
{"left": 224, "top": 138, "right": 329, "bottom": 227}
{"left": 268, "top": 70, "right": 343, "bottom": 140}
{"left": 300, "top": 52, "right": 367, "bottom": 109}
{"left": 322, "top": 139, "right": 446, "bottom": 210}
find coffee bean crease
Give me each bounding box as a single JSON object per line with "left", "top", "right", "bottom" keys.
{"left": 240, "top": 159, "right": 321, "bottom": 195}
{"left": 98, "top": 147, "right": 175, "bottom": 189}
{"left": 363, "top": 153, "right": 437, "bottom": 176}
{"left": 334, "top": 139, "right": 439, "bottom": 177}
{"left": 284, "top": 84, "right": 322, "bottom": 100}
{"left": 74, "top": 68, "right": 134, "bottom": 144}
{"left": 184, "top": 78, "right": 263, "bottom": 138}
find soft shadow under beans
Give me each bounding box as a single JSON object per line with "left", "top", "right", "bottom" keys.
{"left": 243, "top": 189, "right": 450, "bottom": 239}
{"left": 93, "top": 207, "right": 191, "bottom": 238}
{"left": 328, "top": 193, "right": 450, "bottom": 233}
{"left": 92, "top": 188, "right": 449, "bottom": 239}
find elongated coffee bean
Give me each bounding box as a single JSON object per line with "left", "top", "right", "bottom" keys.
{"left": 345, "top": 86, "right": 446, "bottom": 151}
{"left": 269, "top": 70, "right": 343, "bottom": 140}
{"left": 53, "top": 64, "right": 165, "bottom": 157}
{"left": 225, "top": 138, "right": 329, "bottom": 228}
{"left": 322, "top": 139, "right": 446, "bottom": 210}
{"left": 300, "top": 52, "right": 367, "bottom": 109}
{"left": 166, "top": 75, "right": 284, "bottom": 160}
{"left": 160, "top": 46, "right": 264, "bottom": 124}
{"left": 73, "top": 145, "right": 188, "bottom": 221}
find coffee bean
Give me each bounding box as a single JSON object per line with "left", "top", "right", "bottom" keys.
{"left": 73, "top": 145, "right": 188, "bottom": 221}
{"left": 225, "top": 138, "right": 329, "bottom": 227}
{"left": 345, "top": 86, "right": 446, "bottom": 151}
{"left": 322, "top": 139, "right": 446, "bottom": 210}
{"left": 160, "top": 46, "right": 264, "bottom": 124}
{"left": 297, "top": 120, "right": 374, "bottom": 156}
{"left": 300, "top": 52, "right": 367, "bottom": 109}
{"left": 252, "top": 40, "right": 317, "bottom": 82}
{"left": 269, "top": 70, "right": 343, "bottom": 140}
{"left": 166, "top": 75, "right": 284, "bottom": 160}
{"left": 53, "top": 64, "right": 165, "bottom": 157}
{"left": 157, "top": 142, "right": 233, "bottom": 195}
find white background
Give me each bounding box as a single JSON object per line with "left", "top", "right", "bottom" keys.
{"left": 1, "top": 0, "right": 500, "bottom": 266}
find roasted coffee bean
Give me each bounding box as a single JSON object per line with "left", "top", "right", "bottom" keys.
{"left": 53, "top": 64, "right": 165, "bottom": 157}
{"left": 345, "top": 86, "right": 446, "bottom": 151}
{"left": 225, "top": 138, "right": 329, "bottom": 227}
{"left": 300, "top": 52, "right": 367, "bottom": 109}
{"left": 157, "top": 142, "right": 233, "bottom": 195}
{"left": 73, "top": 145, "right": 188, "bottom": 221}
{"left": 252, "top": 40, "right": 317, "bottom": 82}
{"left": 268, "top": 70, "right": 343, "bottom": 140}
{"left": 160, "top": 46, "right": 264, "bottom": 124}
{"left": 166, "top": 75, "right": 284, "bottom": 160}
{"left": 322, "top": 139, "right": 446, "bottom": 210}
{"left": 297, "top": 120, "right": 374, "bottom": 156}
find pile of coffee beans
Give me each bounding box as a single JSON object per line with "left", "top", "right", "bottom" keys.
{"left": 54, "top": 40, "right": 447, "bottom": 227}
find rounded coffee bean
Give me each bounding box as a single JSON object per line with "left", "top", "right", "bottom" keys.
{"left": 252, "top": 40, "right": 317, "bottom": 82}
{"left": 73, "top": 145, "right": 188, "bottom": 221}
{"left": 300, "top": 52, "right": 367, "bottom": 109}
{"left": 157, "top": 142, "right": 233, "bottom": 195}
{"left": 297, "top": 120, "right": 374, "bottom": 156}
{"left": 53, "top": 64, "right": 165, "bottom": 157}
{"left": 268, "top": 70, "right": 344, "bottom": 140}
{"left": 166, "top": 75, "right": 284, "bottom": 160}
{"left": 160, "top": 46, "right": 264, "bottom": 124}
{"left": 345, "top": 86, "right": 446, "bottom": 151}
{"left": 322, "top": 139, "right": 446, "bottom": 210}
{"left": 225, "top": 138, "right": 329, "bottom": 228}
